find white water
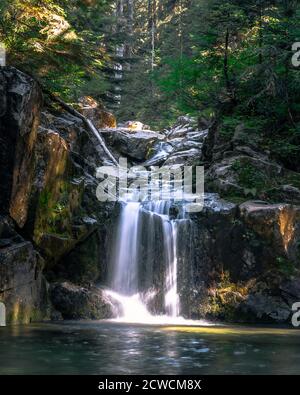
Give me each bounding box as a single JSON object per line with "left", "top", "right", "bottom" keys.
{"left": 111, "top": 203, "right": 140, "bottom": 295}
{"left": 105, "top": 289, "right": 211, "bottom": 325}
{"left": 164, "top": 220, "right": 179, "bottom": 317}
{"left": 104, "top": 201, "right": 209, "bottom": 325}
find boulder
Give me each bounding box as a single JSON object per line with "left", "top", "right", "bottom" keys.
{"left": 239, "top": 201, "right": 300, "bottom": 262}
{"left": 239, "top": 292, "right": 291, "bottom": 323}
{"left": 123, "top": 121, "right": 150, "bottom": 130}
{"left": 205, "top": 153, "right": 283, "bottom": 196}
{"left": 102, "top": 129, "right": 164, "bottom": 161}
{"left": 264, "top": 185, "right": 300, "bottom": 205}
{"left": 77, "top": 96, "right": 116, "bottom": 129}
{"left": 50, "top": 282, "right": 115, "bottom": 320}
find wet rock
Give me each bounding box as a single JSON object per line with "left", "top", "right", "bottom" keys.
{"left": 53, "top": 231, "right": 105, "bottom": 285}
{"left": 141, "top": 118, "right": 208, "bottom": 167}
{"left": 205, "top": 154, "right": 283, "bottom": 196}
{"left": 0, "top": 216, "right": 49, "bottom": 324}
{"left": 0, "top": 67, "right": 118, "bottom": 324}
{"left": 239, "top": 293, "right": 291, "bottom": 323}
{"left": 188, "top": 197, "right": 300, "bottom": 323}
{"left": 77, "top": 96, "right": 116, "bottom": 129}
{"left": 122, "top": 121, "right": 150, "bottom": 130}
{"left": 50, "top": 282, "right": 115, "bottom": 320}
{"left": 164, "top": 148, "right": 202, "bottom": 166}
{"left": 102, "top": 129, "right": 164, "bottom": 161}
{"left": 174, "top": 115, "right": 198, "bottom": 129}
{"left": 239, "top": 201, "right": 300, "bottom": 261}
{"left": 264, "top": 185, "right": 300, "bottom": 205}
{"left": 0, "top": 66, "right": 42, "bottom": 227}
{"left": 143, "top": 142, "right": 174, "bottom": 166}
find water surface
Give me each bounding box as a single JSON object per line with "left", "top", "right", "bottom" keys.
{"left": 0, "top": 321, "right": 299, "bottom": 375}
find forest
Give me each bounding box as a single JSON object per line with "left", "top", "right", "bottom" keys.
{"left": 1, "top": 0, "right": 300, "bottom": 169}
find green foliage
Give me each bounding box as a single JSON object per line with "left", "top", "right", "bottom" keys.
{"left": 0, "top": 0, "right": 115, "bottom": 101}
{"left": 113, "top": 0, "right": 300, "bottom": 170}
{"left": 232, "top": 159, "right": 268, "bottom": 193}
{"left": 1, "top": 0, "right": 300, "bottom": 166}
{"left": 36, "top": 185, "right": 71, "bottom": 238}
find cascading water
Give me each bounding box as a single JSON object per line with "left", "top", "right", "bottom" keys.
{"left": 164, "top": 221, "right": 179, "bottom": 318}
{"left": 111, "top": 203, "right": 140, "bottom": 295}
{"left": 105, "top": 200, "right": 190, "bottom": 324}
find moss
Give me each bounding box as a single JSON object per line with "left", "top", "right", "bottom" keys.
{"left": 205, "top": 272, "right": 255, "bottom": 322}
{"left": 39, "top": 190, "right": 52, "bottom": 208}
{"left": 232, "top": 159, "right": 268, "bottom": 192}
{"left": 34, "top": 179, "right": 82, "bottom": 244}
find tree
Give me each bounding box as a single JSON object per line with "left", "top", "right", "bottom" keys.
{"left": 0, "top": 0, "right": 116, "bottom": 100}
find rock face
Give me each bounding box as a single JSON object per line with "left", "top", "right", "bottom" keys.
{"left": 144, "top": 117, "right": 208, "bottom": 167}
{"left": 0, "top": 67, "right": 116, "bottom": 324}
{"left": 185, "top": 196, "right": 300, "bottom": 324}
{"left": 205, "top": 151, "right": 283, "bottom": 196}
{"left": 188, "top": 114, "right": 300, "bottom": 324}
{"left": 0, "top": 216, "right": 49, "bottom": 324}
{"left": 0, "top": 67, "right": 42, "bottom": 227}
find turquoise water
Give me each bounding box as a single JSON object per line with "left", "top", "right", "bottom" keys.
{"left": 0, "top": 321, "right": 299, "bottom": 375}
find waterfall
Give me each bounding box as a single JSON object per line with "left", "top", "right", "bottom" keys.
{"left": 147, "top": 201, "right": 180, "bottom": 318}
{"left": 164, "top": 221, "right": 179, "bottom": 317}
{"left": 105, "top": 201, "right": 185, "bottom": 323}
{"left": 111, "top": 203, "right": 140, "bottom": 295}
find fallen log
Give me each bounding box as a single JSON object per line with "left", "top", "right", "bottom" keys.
{"left": 44, "top": 90, "right": 118, "bottom": 166}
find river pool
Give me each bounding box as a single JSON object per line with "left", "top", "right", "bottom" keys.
{"left": 0, "top": 321, "right": 299, "bottom": 375}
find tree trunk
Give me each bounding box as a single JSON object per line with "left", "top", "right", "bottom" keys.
{"left": 45, "top": 90, "right": 118, "bottom": 166}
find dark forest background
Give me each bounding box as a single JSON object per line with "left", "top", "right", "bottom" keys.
{"left": 1, "top": 0, "right": 300, "bottom": 170}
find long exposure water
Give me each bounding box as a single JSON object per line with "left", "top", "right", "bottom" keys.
{"left": 106, "top": 201, "right": 190, "bottom": 322}
{"left": 0, "top": 322, "right": 300, "bottom": 375}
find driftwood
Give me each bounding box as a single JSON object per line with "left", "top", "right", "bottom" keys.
{"left": 44, "top": 90, "right": 118, "bottom": 166}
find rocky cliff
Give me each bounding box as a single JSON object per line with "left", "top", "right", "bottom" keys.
{"left": 1, "top": 67, "right": 300, "bottom": 325}
{"left": 0, "top": 67, "right": 117, "bottom": 323}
